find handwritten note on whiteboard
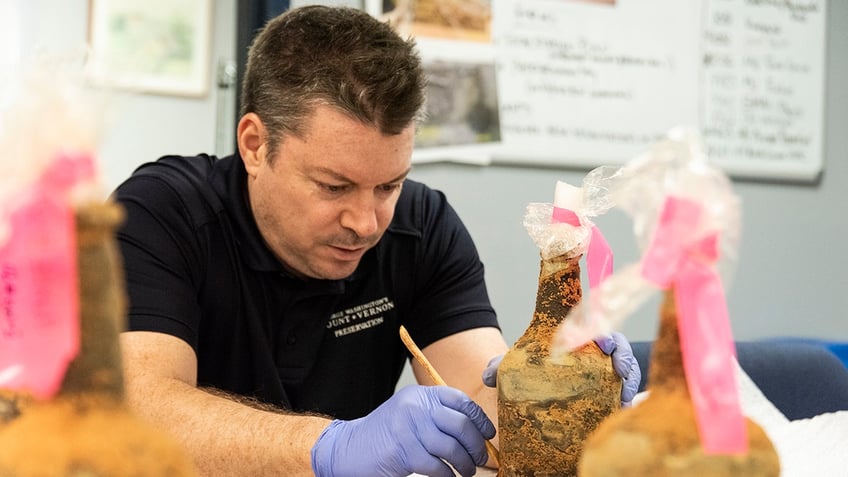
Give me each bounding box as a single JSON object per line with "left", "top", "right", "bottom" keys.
{"left": 702, "top": 0, "right": 825, "bottom": 181}
{"left": 492, "top": 0, "right": 702, "bottom": 166}
{"left": 491, "top": 0, "right": 826, "bottom": 182}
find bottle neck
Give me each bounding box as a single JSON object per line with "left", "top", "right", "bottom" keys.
{"left": 58, "top": 202, "right": 126, "bottom": 399}
{"left": 515, "top": 254, "right": 582, "bottom": 350}
{"left": 534, "top": 254, "right": 582, "bottom": 318}
{"left": 647, "top": 289, "right": 688, "bottom": 393}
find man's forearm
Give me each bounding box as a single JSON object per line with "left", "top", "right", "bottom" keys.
{"left": 468, "top": 383, "right": 500, "bottom": 468}
{"left": 123, "top": 374, "right": 330, "bottom": 476}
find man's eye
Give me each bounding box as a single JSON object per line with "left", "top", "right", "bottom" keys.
{"left": 378, "top": 184, "right": 401, "bottom": 194}
{"left": 319, "top": 183, "right": 347, "bottom": 193}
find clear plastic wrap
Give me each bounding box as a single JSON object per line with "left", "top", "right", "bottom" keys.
{"left": 523, "top": 165, "right": 621, "bottom": 260}
{"left": 552, "top": 127, "right": 741, "bottom": 352}
{"left": 0, "top": 54, "right": 105, "bottom": 243}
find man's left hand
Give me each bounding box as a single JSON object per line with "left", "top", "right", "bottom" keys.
{"left": 592, "top": 332, "right": 641, "bottom": 406}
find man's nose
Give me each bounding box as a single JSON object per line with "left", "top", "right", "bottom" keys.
{"left": 340, "top": 195, "right": 379, "bottom": 238}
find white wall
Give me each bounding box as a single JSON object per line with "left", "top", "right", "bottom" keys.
{"left": 14, "top": 0, "right": 846, "bottom": 348}
{"left": 12, "top": 0, "right": 237, "bottom": 189}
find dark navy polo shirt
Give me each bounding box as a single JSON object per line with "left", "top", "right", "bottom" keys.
{"left": 112, "top": 154, "right": 498, "bottom": 419}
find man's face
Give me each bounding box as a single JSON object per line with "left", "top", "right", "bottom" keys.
{"left": 245, "top": 105, "right": 414, "bottom": 280}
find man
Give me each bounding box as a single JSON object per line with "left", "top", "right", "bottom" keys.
{"left": 114, "top": 6, "right": 639, "bottom": 477}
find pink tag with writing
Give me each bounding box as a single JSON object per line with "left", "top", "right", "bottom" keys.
{"left": 641, "top": 196, "right": 747, "bottom": 454}
{"left": 0, "top": 154, "right": 92, "bottom": 399}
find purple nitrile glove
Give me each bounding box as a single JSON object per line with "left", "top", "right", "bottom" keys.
{"left": 482, "top": 331, "right": 641, "bottom": 406}
{"left": 481, "top": 355, "right": 503, "bottom": 388}
{"left": 311, "top": 385, "right": 495, "bottom": 477}
{"left": 593, "top": 331, "right": 641, "bottom": 406}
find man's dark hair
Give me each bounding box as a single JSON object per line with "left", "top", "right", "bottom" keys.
{"left": 240, "top": 5, "right": 427, "bottom": 158}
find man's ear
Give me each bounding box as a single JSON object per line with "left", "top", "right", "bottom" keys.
{"left": 237, "top": 112, "right": 268, "bottom": 178}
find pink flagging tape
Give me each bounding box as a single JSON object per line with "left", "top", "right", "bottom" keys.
{"left": 641, "top": 196, "right": 748, "bottom": 454}
{"left": 552, "top": 206, "right": 613, "bottom": 289}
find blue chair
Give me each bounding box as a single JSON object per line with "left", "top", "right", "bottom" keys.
{"left": 829, "top": 343, "right": 848, "bottom": 369}
{"left": 631, "top": 340, "right": 848, "bottom": 421}
{"left": 765, "top": 337, "right": 848, "bottom": 371}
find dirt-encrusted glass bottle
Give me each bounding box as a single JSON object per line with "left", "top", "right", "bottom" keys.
{"left": 497, "top": 253, "right": 621, "bottom": 476}
{"left": 0, "top": 201, "right": 197, "bottom": 476}
{"left": 578, "top": 289, "right": 780, "bottom": 476}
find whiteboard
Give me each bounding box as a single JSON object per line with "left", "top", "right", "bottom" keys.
{"left": 490, "top": 0, "right": 827, "bottom": 182}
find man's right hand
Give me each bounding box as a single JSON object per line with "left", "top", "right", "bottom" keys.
{"left": 310, "top": 385, "right": 495, "bottom": 477}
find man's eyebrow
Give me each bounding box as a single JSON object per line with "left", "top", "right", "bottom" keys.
{"left": 388, "top": 168, "right": 412, "bottom": 183}
{"left": 313, "top": 167, "right": 412, "bottom": 184}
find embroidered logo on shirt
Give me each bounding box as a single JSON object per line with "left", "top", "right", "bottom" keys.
{"left": 327, "top": 296, "right": 395, "bottom": 338}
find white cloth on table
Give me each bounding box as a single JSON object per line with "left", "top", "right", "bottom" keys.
{"left": 408, "top": 468, "right": 494, "bottom": 476}
{"left": 734, "top": 360, "right": 848, "bottom": 477}
{"left": 409, "top": 466, "right": 495, "bottom": 477}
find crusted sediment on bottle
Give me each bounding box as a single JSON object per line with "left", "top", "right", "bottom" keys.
{"left": 0, "top": 391, "right": 25, "bottom": 425}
